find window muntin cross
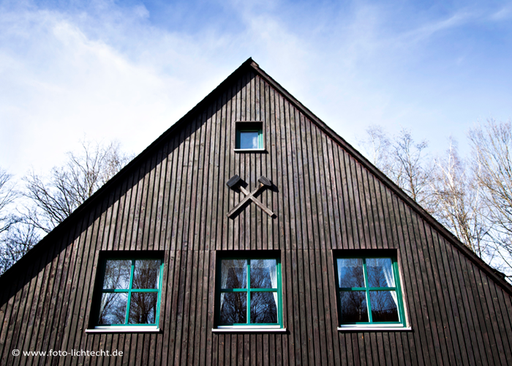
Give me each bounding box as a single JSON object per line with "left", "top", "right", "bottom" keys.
{"left": 97, "top": 258, "right": 163, "bottom": 327}
{"left": 336, "top": 256, "right": 406, "bottom": 326}
{"left": 217, "top": 258, "right": 283, "bottom": 327}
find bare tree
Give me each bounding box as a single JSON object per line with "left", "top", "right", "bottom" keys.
{"left": 359, "top": 125, "right": 393, "bottom": 174}
{"left": 0, "top": 170, "right": 40, "bottom": 274}
{"left": 23, "top": 140, "right": 131, "bottom": 233}
{"left": 469, "top": 119, "right": 512, "bottom": 275}
{"left": 360, "top": 127, "right": 433, "bottom": 208}
{"left": 360, "top": 123, "right": 511, "bottom": 279}
{"left": 390, "top": 129, "right": 433, "bottom": 206}
{"left": 0, "top": 169, "right": 30, "bottom": 274}
{"left": 429, "top": 140, "right": 489, "bottom": 257}
{"left": 0, "top": 224, "right": 39, "bottom": 274}
{"left": 0, "top": 169, "right": 17, "bottom": 236}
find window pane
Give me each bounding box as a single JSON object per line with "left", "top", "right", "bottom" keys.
{"left": 339, "top": 291, "right": 368, "bottom": 323}
{"left": 250, "top": 292, "right": 278, "bottom": 323}
{"left": 98, "top": 293, "right": 128, "bottom": 325}
{"left": 369, "top": 291, "right": 399, "bottom": 322}
{"left": 239, "top": 131, "right": 259, "bottom": 149}
{"left": 102, "top": 260, "right": 131, "bottom": 289}
{"left": 337, "top": 258, "right": 365, "bottom": 288}
{"left": 128, "top": 293, "right": 158, "bottom": 324}
{"left": 219, "top": 293, "right": 247, "bottom": 324}
{"left": 221, "top": 260, "right": 247, "bottom": 289}
{"left": 250, "top": 259, "right": 277, "bottom": 289}
{"left": 367, "top": 258, "right": 395, "bottom": 288}
{"left": 132, "top": 260, "right": 161, "bottom": 289}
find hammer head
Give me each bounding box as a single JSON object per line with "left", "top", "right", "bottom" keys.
{"left": 226, "top": 175, "right": 242, "bottom": 189}
{"left": 258, "top": 176, "right": 272, "bottom": 187}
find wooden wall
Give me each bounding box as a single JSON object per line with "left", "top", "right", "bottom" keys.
{"left": 1, "top": 68, "right": 511, "bottom": 365}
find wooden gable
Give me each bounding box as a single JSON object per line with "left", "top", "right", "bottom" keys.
{"left": 1, "top": 58, "right": 511, "bottom": 365}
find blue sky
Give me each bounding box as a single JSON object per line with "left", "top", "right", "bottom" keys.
{"left": 1, "top": 0, "right": 512, "bottom": 177}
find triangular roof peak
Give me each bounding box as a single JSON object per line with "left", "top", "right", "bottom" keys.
{"left": 2, "top": 58, "right": 511, "bottom": 295}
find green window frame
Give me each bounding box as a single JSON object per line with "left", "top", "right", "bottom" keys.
{"left": 95, "top": 257, "right": 163, "bottom": 328}
{"left": 235, "top": 122, "right": 263, "bottom": 150}
{"left": 216, "top": 256, "right": 283, "bottom": 328}
{"left": 335, "top": 255, "right": 406, "bottom": 327}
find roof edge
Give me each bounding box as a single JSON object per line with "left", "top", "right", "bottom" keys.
{"left": 0, "top": 57, "right": 257, "bottom": 283}
{"left": 2, "top": 58, "right": 511, "bottom": 296}
{"left": 247, "top": 61, "right": 512, "bottom": 295}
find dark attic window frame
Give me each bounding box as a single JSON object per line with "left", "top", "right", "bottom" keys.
{"left": 86, "top": 251, "right": 164, "bottom": 334}
{"left": 234, "top": 121, "right": 266, "bottom": 152}
{"left": 333, "top": 249, "right": 412, "bottom": 332}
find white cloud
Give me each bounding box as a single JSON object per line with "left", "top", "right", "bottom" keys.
{"left": 1, "top": 0, "right": 512, "bottom": 180}
{"left": 489, "top": 5, "right": 512, "bottom": 21}
{"left": 0, "top": 2, "right": 235, "bottom": 177}
{"left": 402, "top": 11, "right": 473, "bottom": 44}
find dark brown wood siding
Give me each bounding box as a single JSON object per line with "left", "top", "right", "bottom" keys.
{"left": 1, "top": 68, "right": 511, "bottom": 365}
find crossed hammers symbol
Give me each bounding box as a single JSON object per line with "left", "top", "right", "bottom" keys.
{"left": 226, "top": 175, "right": 275, "bottom": 218}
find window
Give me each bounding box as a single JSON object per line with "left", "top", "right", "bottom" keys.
{"left": 215, "top": 255, "right": 284, "bottom": 331}
{"left": 335, "top": 255, "right": 407, "bottom": 329}
{"left": 235, "top": 122, "right": 263, "bottom": 150}
{"left": 92, "top": 256, "right": 163, "bottom": 331}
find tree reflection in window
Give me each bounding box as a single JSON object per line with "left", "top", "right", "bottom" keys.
{"left": 98, "top": 258, "right": 162, "bottom": 326}
{"left": 336, "top": 256, "right": 404, "bottom": 325}
{"left": 218, "top": 258, "right": 280, "bottom": 326}
{"left": 339, "top": 291, "right": 368, "bottom": 322}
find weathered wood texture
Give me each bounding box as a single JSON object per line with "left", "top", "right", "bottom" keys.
{"left": 1, "top": 67, "right": 511, "bottom": 365}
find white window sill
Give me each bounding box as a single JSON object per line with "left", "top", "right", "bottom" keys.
{"left": 86, "top": 326, "right": 160, "bottom": 333}
{"left": 212, "top": 327, "right": 287, "bottom": 333}
{"left": 338, "top": 325, "right": 411, "bottom": 332}
{"left": 234, "top": 148, "right": 267, "bottom": 153}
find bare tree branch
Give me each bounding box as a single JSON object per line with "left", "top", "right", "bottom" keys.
{"left": 0, "top": 169, "right": 18, "bottom": 235}
{"left": 0, "top": 224, "right": 39, "bottom": 274}
{"left": 390, "top": 129, "right": 433, "bottom": 206}
{"left": 429, "top": 139, "right": 490, "bottom": 257}
{"left": 22, "top": 140, "right": 131, "bottom": 233}
{"left": 469, "top": 119, "right": 512, "bottom": 275}
{"left": 360, "top": 127, "right": 433, "bottom": 208}
{"left": 360, "top": 125, "right": 510, "bottom": 277}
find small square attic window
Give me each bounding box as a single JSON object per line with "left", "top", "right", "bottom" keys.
{"left": 235, "top": 122, "right": 264, "bottom": 151}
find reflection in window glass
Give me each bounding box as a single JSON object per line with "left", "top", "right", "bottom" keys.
{"left": 250, "top": 292, "right": 277, "bottom": 323}
{"left": 369, "top": 291, "right": 399, "bottom": 322}
{"left": 367, "top": 258, "right": 395, "bottom": 288}
{"left": 339, "top": 291, "right": 368, "bottom": 323}
{"left": 102, "top": 260, "right": 131, "bottom": 289}
{"left": 337, "top": 258, "right": 364, "bottom": 288}
{"left": 96, "top": 258, "right": 162, "bottom": 327}
{"left": 129, "top": 293, "right": 158, "bottom": 324}
{"left": 98, "top": 293, "right": 128, "bottom": 325}
{"left": 221, "top": 260, "right": 247, "bottom": 289}
{"left": 239, "top": 131, "right": 259, "bottom": 149}
{"left": 217, "top": 257, "right": 281, "bottom": 327}
{"left": 132, "top": 260, "right": 161, "bottom": 289}
{"left": 336, "top": 256, "right": 405, "bottom": 326}
{"left": 250, "top": 259, "right": 277, "bottom": 289}
{"left": 220, "top": 293, "right": 247, "bottom": 324}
